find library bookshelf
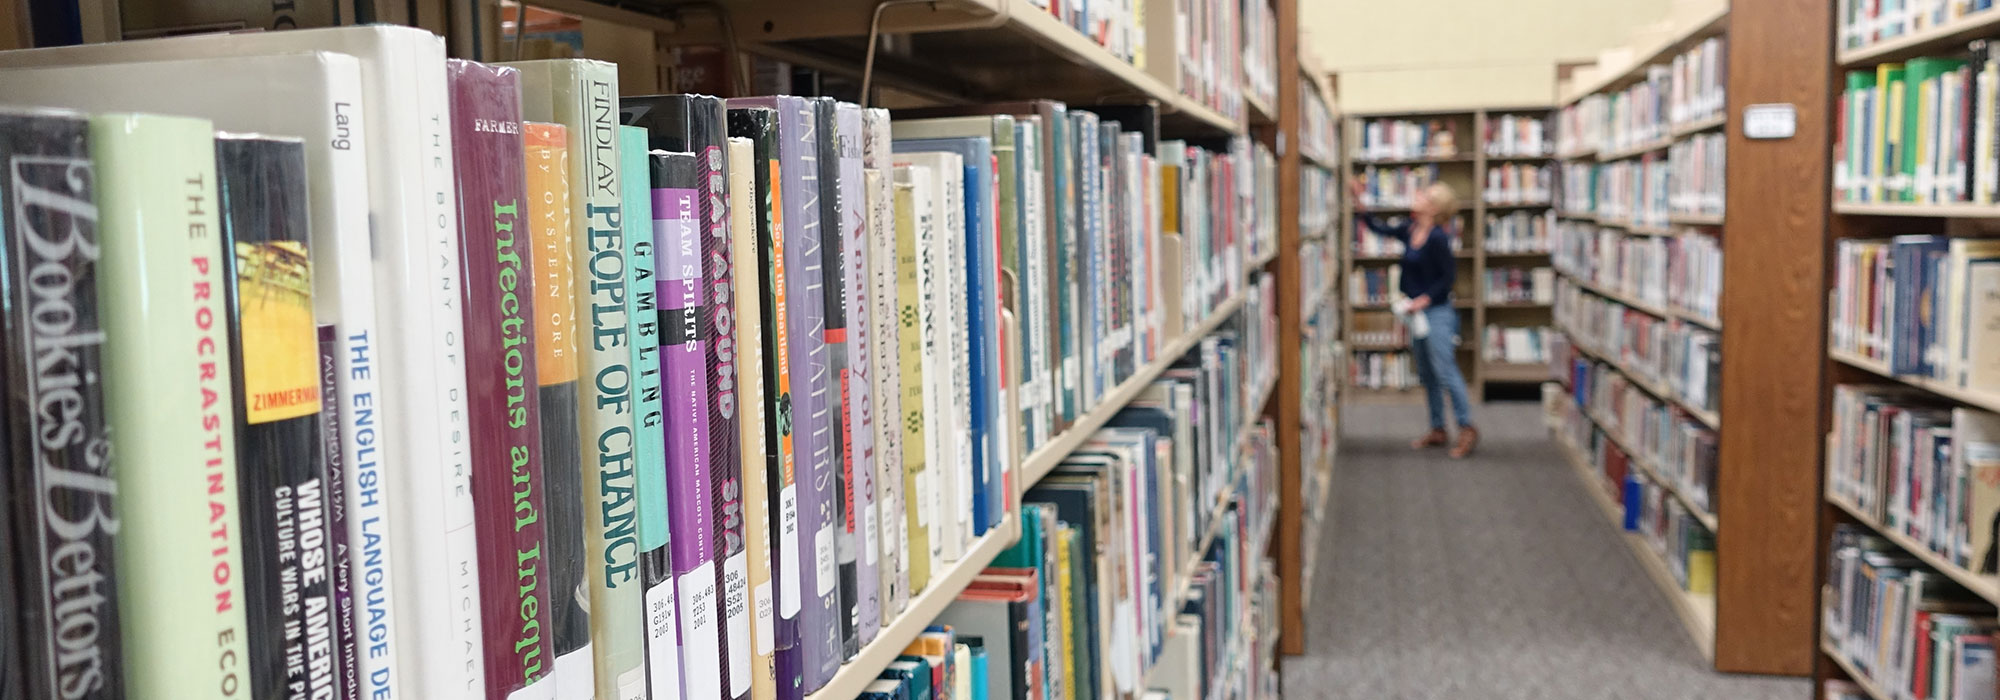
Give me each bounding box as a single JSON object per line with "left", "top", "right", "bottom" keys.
{"left": 1341, "top": 107, "right": 1559, "bottom": 404}
{"left": 1817, "top": 1, "right": 2000, "bottom": 695}
{"left": 1543, "top": 0, "right": 1820, "bottom": 676}
{"left": 0, "top": 0, "right": 1335, "bottom": 698}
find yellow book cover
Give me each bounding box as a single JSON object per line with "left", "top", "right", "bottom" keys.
{"left": 1056, "top": 523, "right": 1080, "bottom": 700}
{"left": 892, "top": 176, "right": 932, "bottom": 594}
{"left": 1687, "top": 550, "right": 1716, "bottom": 595}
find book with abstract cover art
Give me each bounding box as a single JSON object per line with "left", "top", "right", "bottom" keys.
{"left": 728, "top": 94, "right": 842, "bottom": 694}
{"left": 525, "top": 121, "right": 598, "bottom": 700}
{"left": 218, "top": 133, "right": 341, "bottom": 700}
{"left": 448, "top": 60, "right": 555, "bottom": 700}
{"left": 0, "top": 109, "right": 123, "bottom": 700}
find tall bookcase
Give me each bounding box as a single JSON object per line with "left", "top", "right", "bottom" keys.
{"left": 1815, "top": 3, "right": 2000, "bottom": 698}
{"left": 1545, "top": 1, "right": 1820, "bottom": 675}
{"left": 1341, "top": 107, "right": 1559, "bottom": 403}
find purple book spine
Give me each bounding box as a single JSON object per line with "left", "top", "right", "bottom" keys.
{"left": 654, "top": 152, "right": 723, "bottom": 700}
{"left": 833, "top": 102, "right": 880, "bottom": 646}
{"left": 782, "top": 95, "right": 842, "bottom": 694}
{"left": 695, "top": 111, "right": 751, "bottom": 700}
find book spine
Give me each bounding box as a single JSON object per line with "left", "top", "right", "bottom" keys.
{"left": 694, "top": 97, "right": 754, "bottom": 700}
{"left": 656, "top": 151, "right": 724, "bottom": 700}
{"left": 835, "top": 102, "right": 882, "bottom": 648}
{"left": 789, "top": 96, "right": 843, "bottom": 693}
{"left": 319, "top": 327, "right": 361, "bottom": 700}
{"left": 524, "top": 122, "right": 597, "bottom": 700}
{"left": 1020, "top": 123, "right": 1053, "bottom": 454}
{"left": 381, "top": 35, "right": 486, "bottom": 700}
{"left": 890, "top": 175, "right": 932, "bottom": 594}
{"left": 308, "top": 56, "right": 402, "bottom": 700}
{"left": 944, "top": 165, "right": 974, "bottom": 557}
{"left": 219, "top": 134, "right": 340, "bottom": 700}
{"left": 552, "top": 62, "right": 646, "bottom": 700}
{"left": 626, "top": 129, "right": 683, "bottom": 700}
{"left": 448, "top": 61, "right": 554, "bottom": 700}
{"left": 724, "top": 104, "right": 802, "bottom": 699}
{"left": 0, "top": 111, "right": 122, "bottom": 700}
{"left": 728, "top": 134, "right": 781, "bottom": 700}
{"left": 810, "top": 98, "right": 861, "bottom": 660}
{"left": 93, "top": 113, "right": 250, "bottom": 698}
{"left": 861, "top": 111, "right": 908, "bottom": 622}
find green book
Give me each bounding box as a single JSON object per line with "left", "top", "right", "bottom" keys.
{"left": 505, "top": 58, "right": 645, "bottom": 700}
{"left": 95, "top": 113, "right": 252, "bottom": 695}
{"left": 1876, "top": 61, "right": 1906, "bottom": 203}
{"left": 1903, "top": 57, "right": 1964, "bottom": 202}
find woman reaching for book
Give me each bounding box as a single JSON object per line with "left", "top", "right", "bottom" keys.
{"left": 1350, "top": 177, "right": 1478, "bottom": 458}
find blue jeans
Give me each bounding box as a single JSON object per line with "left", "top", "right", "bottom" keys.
{"left": 1410, "top": 305, "right": 1473, "bottom": 430}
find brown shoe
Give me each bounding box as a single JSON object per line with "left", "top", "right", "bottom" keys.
{"left": 1411, "top": 428, "right": 1448, "bottom": 450}
{"left": 1450, "top": 425, "right": 1480, "bottom": 459}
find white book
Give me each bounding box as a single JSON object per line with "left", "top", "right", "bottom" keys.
{"left": 891, "top": 154, "right": 969, "bottom": 561}
{"left": 0, "top": 26, "right": 483, "bottom": 698}
{"left": 860, "top": 107, "right": 908, "bottom": 621}
{"left": 0, "top": 50, "right": 403, "bottom": 697}
{"left": 502, "top": 58, "right": 648, "bottom": 700}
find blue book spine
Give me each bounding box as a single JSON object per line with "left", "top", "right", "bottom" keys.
{"left": 1622, "top": 473, "right": 1642, "bottom": 531}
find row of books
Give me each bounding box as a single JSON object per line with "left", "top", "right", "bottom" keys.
{"left": 1351, "top": 267, "right": 1404, "bottom": 307}
{"left": 1668, "top": 132, "right": 1726, "bottom": 217}
{"left": 1483, "top": 163, "right": 1554, "bottom": 206}
{"left": 1240, "top": 0, "right": 1278, "bottom": 114}
{"left": 1824, "top": 524, "right": 1997, "bottom": 700}
{"left": 1171, "top": 0, "right": 1248, "bottom": 123}
{"left": 1247, "top": 142, "right": 1278, "bottom": 264}
{"left": 1350, "top": 351, "right": 1419, "bottom": 391}
{"left": 1485, "top": 266, "right": 1556, "bottom": 305}
{"left": 1638, "top": 481, "right": 1718, "bottom": 595}
{"left": 1352, "top": 118, "right": 1462, "bottom": 162}
{"left": 1558, "top": 282, "right": 1721, "bottom": 415}
{"left": 1300, "top": 303, "right": 1340, "bottom": 481}
{"left": 1562, "top": 353, "right": 1719, "bottom": 516}
{"left": 1355, "top": 164, "right": 1441, "bottom": 209}
{"left": 1484, "top": 113, "right": 1552, "bottom": 158}
{"left": 1352, "top": 313, "right": 1410, "bottom": 347}
{"left": 1830, "top": 236, "right": 2000, "bottom": 393}
{"left": 1299, "top": 239, "right": 1335, "bottom": 310}
{"left": 1484, "top": 325, "right": 1553, "bottom": 365}
{"left": 1485, "top": 209, "right": 1554, "bottom": 254}
{"left": 1560, "top": 161, "right": 1600, "bottom": 213}
{"left": 1591, "top": 155, "right": 1673, "bottom": 228}
{"left": 1300, "top": 79, "right": 1339, "bottom": 166}
{"left": 1668, "top": 37, "right": 1728, "bottom": 128}
{"left": 1828, "top": 386, "right": 2000, "bottom": 573}
{"left": 1837, "top": 48, "right": 1993, "bottom": 205}
{"left": 1300, "top": 164, "right": 1338, "bottom": 237}
{"left": 1839, "top": 0, "right": 1999, "bottom": 53}
{"left": 1038, "top": 0, "right": 1144, "bottom": 67}
{"left": 0, "top": 24, "right": 1270, "bottom": 700}
{"left": 1555, "top": 221, "right": 1723, "bottom": 322}
{"left": 1557, "top": 36, "right": 1728, "bottom": 157}
{"left": 1352, "top": 214, "right": 1465, "bottom": 257}
{"left": 952, "top": 337, "right": 1274, "bottom": 700}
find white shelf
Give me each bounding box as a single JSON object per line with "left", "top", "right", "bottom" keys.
{"left": 806, "top": 514, "right": 1020, "bottom": 700}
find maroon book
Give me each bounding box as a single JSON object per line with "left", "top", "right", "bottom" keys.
{"left": 448, "top": 58, "right": 555, "bottom": 700}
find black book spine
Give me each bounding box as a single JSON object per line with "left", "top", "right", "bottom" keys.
{"left": 217, "top": 134, "right": 340, "bottom": 700}
{"left": 318, "top": 325, "right": 361, "bottom": 700}
{"left": 809, "top": 96, "right": 860, "bottom": 660}
{"left": 0, "top": 108, "right": 121, "bottom": 700}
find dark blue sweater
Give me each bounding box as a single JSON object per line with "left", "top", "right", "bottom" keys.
{"left": 1361, "top": 214, "right": 1454, "bottom": 304}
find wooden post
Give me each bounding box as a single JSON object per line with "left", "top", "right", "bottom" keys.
{"left": 1716, "top": 0, "right": 1829, "bottom": 676}
{"left": 1275, "top": 0, "right": 1309, "bottom": 657}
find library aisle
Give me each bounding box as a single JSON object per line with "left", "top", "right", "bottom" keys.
{"left": 1281, "top": 403, "right": 1806, "bottom": 699}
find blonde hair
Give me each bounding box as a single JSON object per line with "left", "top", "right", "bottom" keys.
{"left": 1422, "top": 181, "right": 1460, "bottom": 221}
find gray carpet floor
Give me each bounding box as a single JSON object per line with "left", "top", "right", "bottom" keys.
{"left": 1279, "top": 401, "right": 1810, "bottom": 700}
